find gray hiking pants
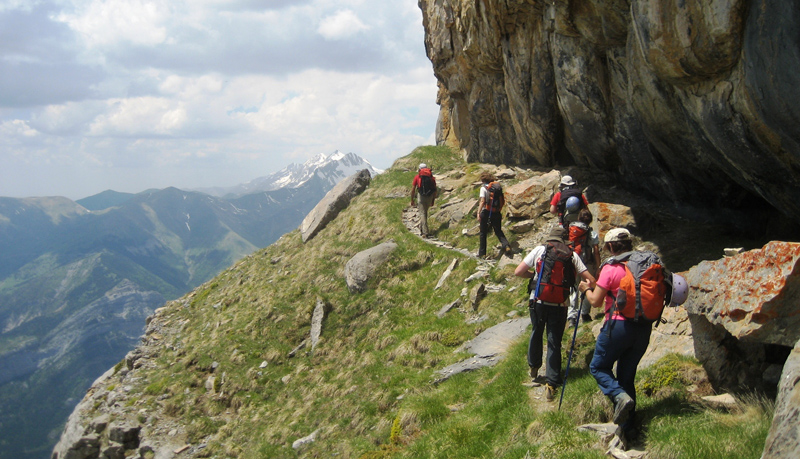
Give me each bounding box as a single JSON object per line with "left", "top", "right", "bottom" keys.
{"left": 417, "top": 193, "right": 434, "bottom": 236}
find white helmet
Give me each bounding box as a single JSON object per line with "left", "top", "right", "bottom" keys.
{"left": 671, "top": 274, "right": 688, "bottom": 306}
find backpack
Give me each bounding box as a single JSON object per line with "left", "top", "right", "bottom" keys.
{"left": 418, "top": 168, "right": 436, "bottom": 196}
{"left": 604, "top": 251, "right": 673, "bottom": 323}
{"left": 484, "top": 182, "right": 504, "bottom": 212}
{"left": 533, "top": 241, "right": 576, "bottom": 304}
{"left": 568, "top": 222, "right": 591, "bottom": 261}
{"left": 557, "top": 187, "right": 584, "bottom": 224}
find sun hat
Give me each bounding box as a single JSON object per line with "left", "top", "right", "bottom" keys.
{"left": 560, "top": 175, "right": 576, "bottom": 187}
{"left": 604, "top": 227, "right": 631, "bottom": 244}
{"left": 546, "top": 226, "right": 566, "bottom": 242}
{"left": 419, "top": 163, "right": 427, "bottom": 170}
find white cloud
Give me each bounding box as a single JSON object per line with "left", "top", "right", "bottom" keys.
{"left": 0, "top": 0, "right": 438, "bottom": 199}
{"left": 88, "top": 97, "right": 187, "bottom": 136}
{"left": 56, "top": 0, "right": 170, "bottom": 48}
{"left": 317, "top": 9, "right": 369, "bottom": 40}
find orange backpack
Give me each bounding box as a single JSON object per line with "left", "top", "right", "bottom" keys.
{"left": 568, "top": 222, "right": 591, "bottom": 260}
{"left": 605, "top": 251, "right": 672, "bottom": 322}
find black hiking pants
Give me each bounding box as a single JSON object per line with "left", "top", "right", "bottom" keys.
{"left": 478, "top": 209, "right": 508, "bottom": 256}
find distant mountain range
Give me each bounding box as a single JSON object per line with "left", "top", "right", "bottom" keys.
{"left": 0, "top": 152, "right": 380, "bottom": 459}
{"left": 193, "top": 150, "right": 384, "bottom": 198}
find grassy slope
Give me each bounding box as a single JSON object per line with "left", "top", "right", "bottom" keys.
{"left": 98, "top": 146, "right": 772, "bottom": 458}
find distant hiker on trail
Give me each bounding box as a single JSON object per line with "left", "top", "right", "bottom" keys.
{"left": 477, "top": 171, "right": 510, "bottom": 258}
{"left": 567, "top": 208, "right": 601, "bottom": 327}
{"left": 550, "top": 175, "right": 589, "bottom": 227}
{"left": 411, "top": 163, "right": 437, "bottom": 238}
{"left": 514, "top": 226, "right": 596, "bottom": 402}
{"left": 578, "top": 227, "right": 671, "bottom": 442}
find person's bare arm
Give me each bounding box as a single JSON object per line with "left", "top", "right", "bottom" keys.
{"left": 514, "top": 260, "right": 533, "bottom": 278}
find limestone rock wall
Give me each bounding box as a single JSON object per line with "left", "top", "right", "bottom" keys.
{"left": 418, "top": 0, "right": 800, "bottom": 223}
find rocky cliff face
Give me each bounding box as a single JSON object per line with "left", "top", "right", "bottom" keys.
{"left": 418, "top": 0, "right": 800, "bottom": 225}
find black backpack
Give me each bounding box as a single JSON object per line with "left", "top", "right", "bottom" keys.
{"left": 418, "top": 169, "right": 436, "bottom": 196}
{"left": 557, "top": 187, "right": 584, "bottom": 224}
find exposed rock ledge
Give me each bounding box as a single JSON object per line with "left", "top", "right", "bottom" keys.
{"left": 419, "top": 0, "right": 800, "bottom": 226}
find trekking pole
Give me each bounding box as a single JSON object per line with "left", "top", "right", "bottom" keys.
{"left": 558, "top": 291, "right": 586, "bottom": 411}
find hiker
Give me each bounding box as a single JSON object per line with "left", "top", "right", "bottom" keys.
{"left": 477, "top": 171, "right": 510, "bottom": 258}
{"left": 550, "top": 175, "right": 589, "bottom": 227}
{"left": 578, "top": 227, "right": 663, "bottom": 441}
{"left": 567, "top": 208, "right": 601, "bottom": 327}
{"left": 410, "top": 163, "right": 437, "bottom": 238}
{"left": 514, "top": 226, "right": 596, "bottom": 401}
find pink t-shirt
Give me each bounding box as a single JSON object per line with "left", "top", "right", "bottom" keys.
{"left": 596, "top": 263, "right": 626, "bottom": 320}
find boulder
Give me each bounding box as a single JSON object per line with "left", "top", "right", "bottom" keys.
{"left": 761, "top": 339, "right": 800, "bottom": 459}
{"left": 504, "top": 170, "right": 561, "bottom": 219}
{"left": 344, "top": 241, "right": 399, "bottom": 293}
{"left": 588, "top": 202, "right": 636, "bottom": 236}
{"left": 683, "top": 241, "right": 800, "bottom": 390}
{"left": 300, "top": 169, "right": 372, "bottom": 242}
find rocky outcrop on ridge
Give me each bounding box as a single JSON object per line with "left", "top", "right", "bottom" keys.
{"left": 418, "top": 0, "right": 800, "bottom": 225}
{"left": 300, "top": 168, "right": 372, "bottom": 242}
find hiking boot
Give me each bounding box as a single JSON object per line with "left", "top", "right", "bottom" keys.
{"left": 568, "top": 317, "right": 578, "bottom": 328}
{"left": 544, "top": 383, "right": 557, "bottom": 402}
{"left": 613, "top": 392, "right": 635, "bottom": 425}
{"left": 581, "top": 313, "right": 593, "bottom": 323}
{"left": 528, "top": 366, "right": 540, "bottom": 379}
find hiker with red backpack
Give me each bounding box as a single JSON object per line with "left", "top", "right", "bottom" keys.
{"left": 514, "top": 226, "right": 596, "bottom": 402}
{"left": 578, "top": 227, "right": 672, "bottom": 442}
{"left": 411, "top": 163, "right": 437, "bottom": 238}
{"left": 477, "top": 171, "right": 510, "bottom": 258}
{"left": 550, "top": 175, "right": 589, "bottom": 227}
{"left": 567, "top": 208, "right": 601, "bottom": 327}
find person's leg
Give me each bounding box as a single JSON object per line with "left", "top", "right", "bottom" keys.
{"left": 478, "top": 210, "right": 489, "bottom": 256}
{"left": 615, "top": 322, "right": 652, "bottom": 403}
{"left": 567, "top": 287, "right": 579, "bottom": 322}
{"left": 544, "top": 305, "right": 568, "bottom": 386}
{"left": 589, "top": 320, "right": 629, "bottom": 398}
{"left": 527, "top": 302, "right": 545, "bottom": 371}
{"left": 490, "top": 212, "right": 509, "bottom": 249}
{"left": 417, "top": 194, "right": 431, "bottom": 236}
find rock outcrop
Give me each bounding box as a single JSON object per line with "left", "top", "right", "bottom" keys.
{"left": 418, "top": 0, "right": 800, "bottom": 225}
{"left": 300, "top": 169, "right": 372, "bottom": 242}
{"left": 683, "top": 241, "right": 800, "bottom": 390}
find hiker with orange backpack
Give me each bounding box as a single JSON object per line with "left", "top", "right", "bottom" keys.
{"left": 514, "top": 226, "right": 596, "bottom": 402}
{"left": 567, "top": 208, "right": 601, "bottom": 327}
{"left": 578, "top": 228, "right": 672, "bottom": 442}
{"left": 411, "top": 163, "right": 437, "bottom": 238}
{"left": 477, "top": 171, "right": 510, "bottom": 258}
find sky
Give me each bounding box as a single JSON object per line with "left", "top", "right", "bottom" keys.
{"left": 0, "top": 0, "right": 439, "bottom": 200}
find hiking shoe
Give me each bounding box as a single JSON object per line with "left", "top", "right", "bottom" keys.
{"left": 544, "top": 384, "right": 557, "bottom": 402}
{"left": 581, "top": 313, "right": 593, "bottom": 323}
{"left": 568, "top": 317, "right": 578, "bottom": 328}
{"left": 613, "top": 392, "right": 635, "bottom": 425}
{"left": 528, "top": 366, "right": 540, "bottom": 379}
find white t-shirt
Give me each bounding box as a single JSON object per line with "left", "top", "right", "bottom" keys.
{"left": 479, "top": 184, "right": 489, "bottom": 200}
{"left": 522, "top": 244, "right": 588, "bottom": 300}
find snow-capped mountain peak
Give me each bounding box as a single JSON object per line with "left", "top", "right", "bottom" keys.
{"left": 198, "top": 151, "right": 383, "bottom": 198}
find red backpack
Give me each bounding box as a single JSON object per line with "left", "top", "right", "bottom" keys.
{"left": 533, "top": 241, "right": 576, "bottom": 304}
{"left": 568, "top": 222, "right": 591, "bottom": 260}
{"left": 605, "top": 251, "right": 672, "bottom": 322}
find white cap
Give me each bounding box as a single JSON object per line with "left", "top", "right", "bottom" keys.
{"left": 419, "top": 163, "right": 427, "bottom": 170}
{"left": 560, "top": 175, "right": 576, "bottom": 186}
{"left": 604, "top": 228, "right": 631, "bottom": 243}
